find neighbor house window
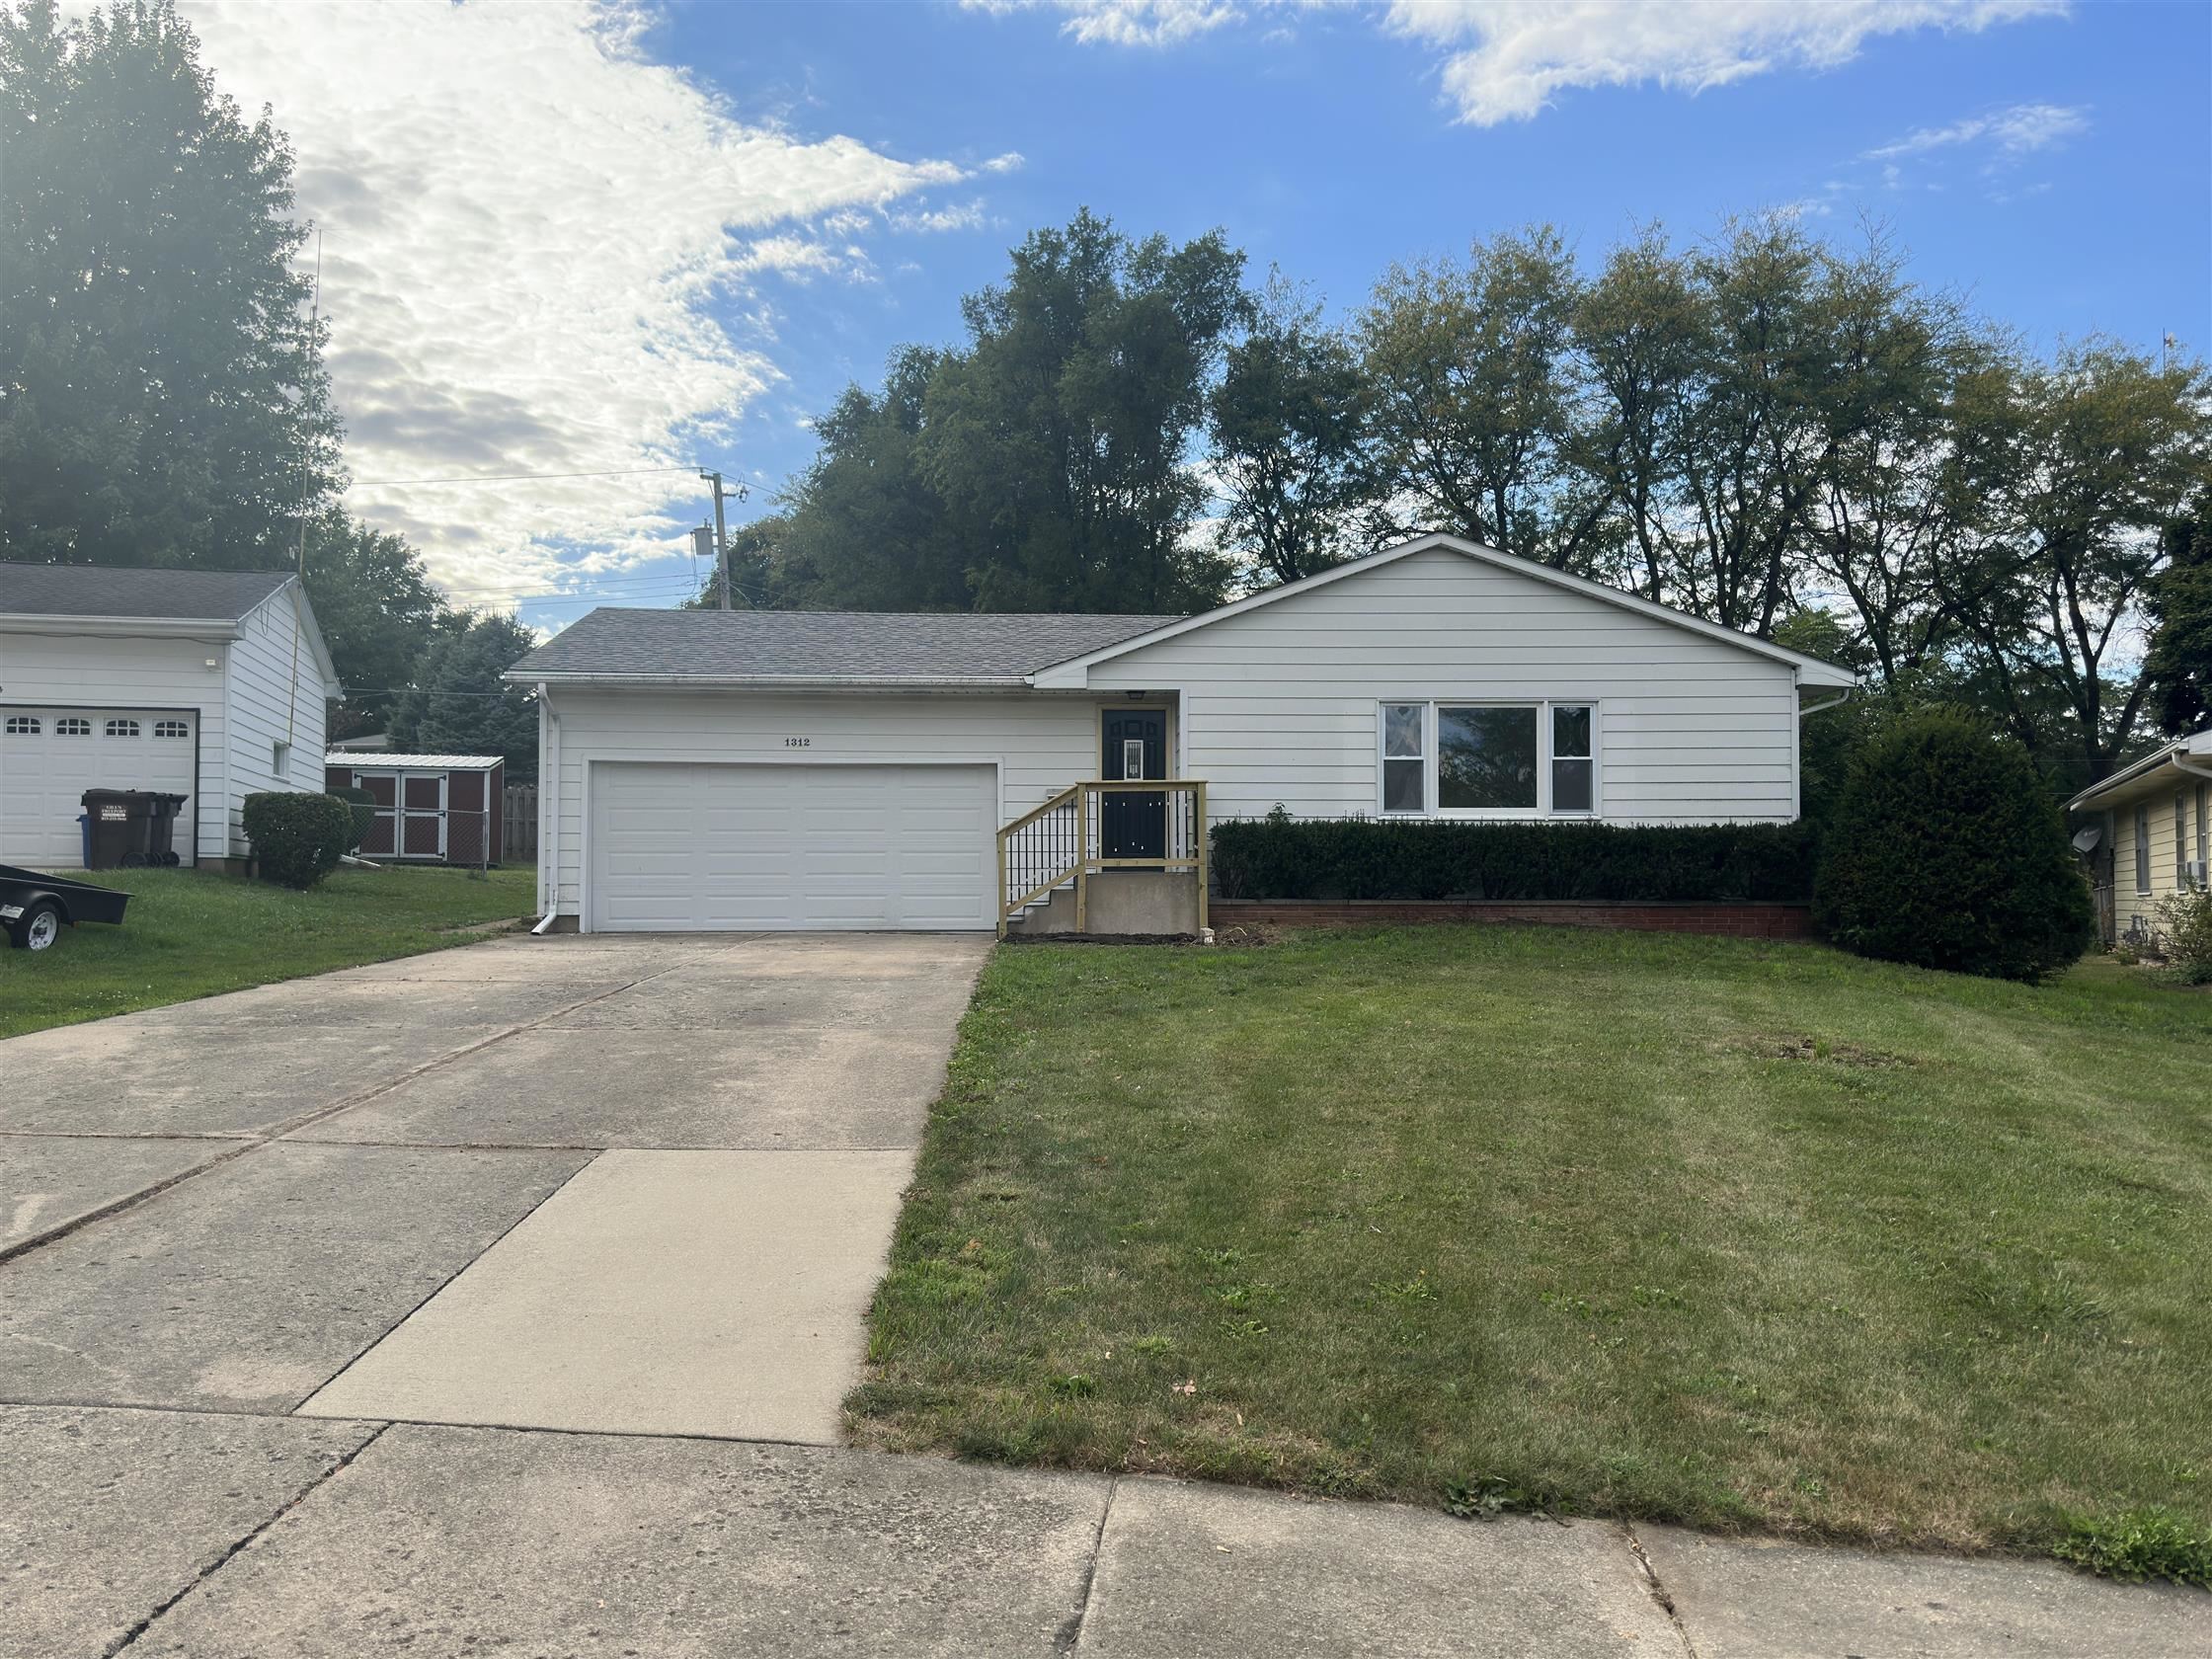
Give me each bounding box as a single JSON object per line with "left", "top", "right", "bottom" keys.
{"left": 105, "top": 718, "right": 140, "bottom": 738}
{"left": 154, "top": 720, "right": 189, "bottom": 739}
{"left": 54, "top": 717, "right": 91, "bottom": 736}
{"left": 2135, "top": 804, "right": 2151, "bottom": 894}
{"left": 2181, "top": 792, "right": 2192, "bottom": 889}
{"left": 2198, "top": 783, "right": 2209, "bottom": 880}
{"left": 1381, "top": 701, "right": 1597, "bottom": 817}
{"left": 4, "top": 716, "right": 40, "bottom": 736}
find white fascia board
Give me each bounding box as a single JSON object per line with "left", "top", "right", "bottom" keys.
{"left": 0, "top": 612, "right": 246, "bottom": 640}
{"left": 1026, "top": 532, "right": 1859, "bottom": 689}
{"left": 2066, "top": 730, "right": 2212, "bottom": 810}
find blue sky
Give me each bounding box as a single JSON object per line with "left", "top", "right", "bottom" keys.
{"left": 659, "top": 0, "right": 2210, "bottom": 628}
{"left": 190, "top": 1, "right": 2210, "bottom": 626}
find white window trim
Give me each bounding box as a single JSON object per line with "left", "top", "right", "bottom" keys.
{"left": 1375, "top": 699, "right": 1602, "bottom": 821}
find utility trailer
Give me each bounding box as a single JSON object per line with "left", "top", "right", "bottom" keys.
{"left": 0, "top": 864, "right": 130, "bottom": 951}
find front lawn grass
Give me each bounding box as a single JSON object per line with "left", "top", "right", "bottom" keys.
{"left": 0, "top": 865, "right": 535, "bottom": 1037}
{"left": 853, "top": 926, "right": 2212, "bottom": 1576}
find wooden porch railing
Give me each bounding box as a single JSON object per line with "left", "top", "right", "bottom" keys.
{"left": 995, "top": 779, "right": 1208, "bottom": 936}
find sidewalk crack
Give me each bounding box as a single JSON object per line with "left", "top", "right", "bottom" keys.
{"left": 1622, "top": 1521, "right": 1699, "bottom": 1659}
{"left": 106, "top": 1419, "right": 392, "bottom": 1656}
{"left": 1054, "top": 1475, "right": 1118, "bottom": 1654}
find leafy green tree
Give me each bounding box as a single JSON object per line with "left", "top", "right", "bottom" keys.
{"left": 1813, "top": 710, "right": 2094, "bottom": 982}
{"left": 764, "top": 351, "right": 978, "bottom": 611}
{"left": 2143, "top": 510, "right": 2212, "bottom": 736}
{"left": 1943, "top": 341, "right": 2212, "bottom": 783}
{"left": 301, "top": 510, "right": 456, "bottom": 737}
{"left": 1358, "top": 225, "right": 1585, "bottom": 564}
{"left": 919, "top": 209, "right": 1246, "bottom": 612}
{"left": 0, "top": 0, "right": 339, "bottom": 565}
{"left": 1207, "top": 275, "right": 1371, "bottom": 589}
{"left": 386, "top": 615, "right": 539, "bottom": 781}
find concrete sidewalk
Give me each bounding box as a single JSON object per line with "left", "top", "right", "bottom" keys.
{"left": 8, "top": 1406, "right": 2206, "bottom": 1658}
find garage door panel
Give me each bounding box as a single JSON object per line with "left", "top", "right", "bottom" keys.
{"left": 0, "top": 707, "right": 198, "bottom": 867}
{"left": 590, "top": 761, "right": 996, "bottom": 932}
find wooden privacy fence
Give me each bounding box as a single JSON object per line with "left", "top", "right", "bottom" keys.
{"left": 503, "top": 784, "right": 538, "bottom": 858}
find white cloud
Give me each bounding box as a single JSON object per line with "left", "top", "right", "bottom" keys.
{"left": 965, "top": 0, "right": 1247, "bottom": 47}
{"left": 892, "top": 198, "right": 993, "bottom": 234}
{"left": 983, "top": 150, "right": 1029, "bottom": 172}
{"left": 1385, "top": 0, "right": 2070, "bottom": 124}
{"left": 176, "top": 0, "right": 974, "bottom": 608}
{"left": 1862, "top": 100, "right": 2090, "bottom": 160}
{"left": 973, "top": 0, "right": 2065, "bottom": 125}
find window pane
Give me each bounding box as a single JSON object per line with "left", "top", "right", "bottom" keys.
{"left": 1552, "top": 757, "right": 1594, "bottom": 813}
{"left": 1437, "top": 707, "right": 1538, "bottom": 810}
{"left": 1382, "top": 704, "right": 1423, "bottom": 758}
{"left": 1552, "top": 704, "right": 1591, "bottom": 759}
{"left": 1382, "top": 757, "right": 1425, "bottom": 814}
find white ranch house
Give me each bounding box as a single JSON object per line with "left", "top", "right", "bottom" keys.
{"left": 507, "top": 532, "right": 1856, "bottom": 935}
{"left": 0, "top": 564, "right": 340, "bottom": 870}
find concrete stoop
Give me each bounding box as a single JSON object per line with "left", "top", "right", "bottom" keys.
{"left": 1005, "top": 867, "right": 1203, "bottom": 937}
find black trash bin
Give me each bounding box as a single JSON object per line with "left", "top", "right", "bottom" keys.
{"left": 80, "top": 790, "right": 163, "bottom": 869}
{"left": 143, "top": 792, "right": 188, "bottom": 867}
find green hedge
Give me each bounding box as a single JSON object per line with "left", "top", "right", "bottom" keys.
{"left": 1813, "top": 711, "right": 2093, "bottom": 982}
{"left": 1210, "top": 812, "right": 1817, "bottom": 903}
{"left": 242, "top": 791, "right": 356, "bottom": 890}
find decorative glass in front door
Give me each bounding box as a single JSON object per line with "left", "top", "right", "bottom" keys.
{"left": 1101, "top": 709, "right": 1167, "bottom": 859}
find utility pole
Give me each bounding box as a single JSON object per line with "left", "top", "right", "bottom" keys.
{"left": 699, "top": 468, "right": 731, "bottom": 610}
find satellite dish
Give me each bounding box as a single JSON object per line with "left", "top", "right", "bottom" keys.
{"left": 2071, "top": 826, "right": 2101, "bottom": 853}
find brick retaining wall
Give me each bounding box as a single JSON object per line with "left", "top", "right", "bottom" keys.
{"left": 1209, "top": 898, "right": 1815, "bottom": 940}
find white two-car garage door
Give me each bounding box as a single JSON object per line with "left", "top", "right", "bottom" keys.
{"left": 1, "top": 707, "right": 198, "bottom": 867}
{"left": 589, "top": 761, "right": 997, "bottom": 932}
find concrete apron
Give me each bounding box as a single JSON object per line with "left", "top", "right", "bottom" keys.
{"left": 278, "top": 930, "right": 991, "bottom": 1446}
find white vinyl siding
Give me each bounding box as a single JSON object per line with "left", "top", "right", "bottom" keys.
{"left": 541, "top": 688, "right": 1106, "bottom": 919}
{"left": 221, "top": 590, "right": 328, "bottom": 854}
{"left": 1084, "top": 545, "right": 1801, "bottom": 826}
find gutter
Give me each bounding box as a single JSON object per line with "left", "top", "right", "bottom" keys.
{"left": 500, "top": 672, "right": 1031, "bottom": 690}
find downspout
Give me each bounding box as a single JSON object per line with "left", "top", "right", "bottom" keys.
{"left": 530, "top": 684, "right": 560, "bottom": 934}
{"left": 1799, "top": 689, "right": 1853, "bottom": 718}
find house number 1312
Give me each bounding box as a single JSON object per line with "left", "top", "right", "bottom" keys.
{"left": 784, "top": 737, "right": 811, "bottom": 747}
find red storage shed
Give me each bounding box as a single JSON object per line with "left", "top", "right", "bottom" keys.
{"left": 325, "top": 752, "right": 505, "bottom": 866}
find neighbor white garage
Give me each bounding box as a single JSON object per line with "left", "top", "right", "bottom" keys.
{"left": 589, "top": 760, "right": 999, "bottom": 931}
{"left": 0, "top": 708, "right": 198, "bottom": 866}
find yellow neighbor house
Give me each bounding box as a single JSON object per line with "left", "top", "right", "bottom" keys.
{"left": 2068, "top": 729, "right": 2212, "bottom": 946}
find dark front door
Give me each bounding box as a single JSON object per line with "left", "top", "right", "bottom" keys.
{"left": 1100, "top": 708, "right": 1167, "bottom": 859}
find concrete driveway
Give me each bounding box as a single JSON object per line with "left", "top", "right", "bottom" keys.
{"left": 6, "top": 934, "right": 2207, "bottom": 1658}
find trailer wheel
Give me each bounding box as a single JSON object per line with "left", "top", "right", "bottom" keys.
{"left": 9, "top": 899, "right": 62, "bottom": 951}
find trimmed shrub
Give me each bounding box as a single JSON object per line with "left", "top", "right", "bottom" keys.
{"left": 1812, "top": 712, "right": 2094, "bottom": 982}
{"left": 242, "top": 791, "right": 356, "bottom": 890}
{"left": 1209, "top": 810, "right": 1816, "bottom": 903}
{"left": 328, "top": 785, "right": 377, "bottom": 853}
{"left": 2155, "top": 885, "right": 2212, "bottom": 985}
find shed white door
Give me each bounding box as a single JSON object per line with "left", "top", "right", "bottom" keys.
{"left": 589, "top": 761, "right": 996, "bottom": 931}
{"left": 0, "top": 708, "right": 198, "bottom": 867}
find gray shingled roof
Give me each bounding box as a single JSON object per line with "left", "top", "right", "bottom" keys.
{"left": 510, "top": 607, "right": 1187, "bottom": 682}
{"left": 0, "top": 563, "right": 295, "bottom": 620}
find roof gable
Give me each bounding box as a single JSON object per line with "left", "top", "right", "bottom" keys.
{"left": 1028, "top": 533, "right": 1856, "bottom": 688}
